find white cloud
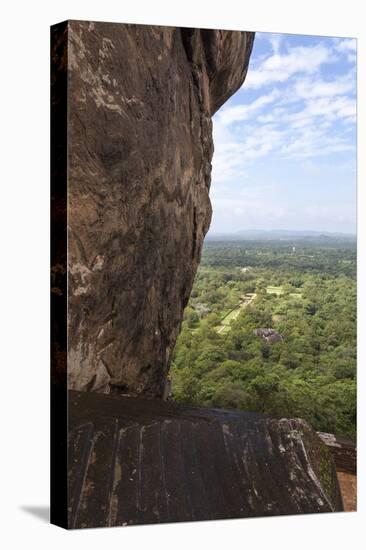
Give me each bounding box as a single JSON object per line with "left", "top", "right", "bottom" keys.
{"left": 334, "top": 38, "right": 357, "bottom": 53}
{"left": 279, "top": 127, "right": 354, "bottom": 159}
{"left": 209, "top": 182, "right": 288, "bottom": 232}
{"left": 301, "top": 95, "right": 356, "bottom": 122}
{"left": 244, "top": 44, "right": 335, "bottom": 89}
{"left": 212, "top": 120, "right": 247, "bottom": 183}
{"left": 212, "top": 119, "right": 287, "bottom": 183}
{"left": 268, "top": 34, "right": 282, "bottom": 55}
{"left": 217, "top": 91, "right": 279, "bottom": 126}
{"left": 293, "top": 74, "right": 354, "bottom": 99}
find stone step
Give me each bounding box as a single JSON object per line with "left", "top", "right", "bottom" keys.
{"left": 67, "top": 390, "right": 343, "bottom": 528}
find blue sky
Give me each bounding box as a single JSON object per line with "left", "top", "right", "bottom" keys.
{"left": 209, "top": 32, "right": 357, "bottom": 234}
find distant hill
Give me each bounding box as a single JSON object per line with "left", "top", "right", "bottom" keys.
{"left": 206, "top": 229, "right": 356, "bottom": 242}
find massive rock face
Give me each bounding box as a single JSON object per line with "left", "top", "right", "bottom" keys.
{"left": 63, "top": 21, "right": 254, "bottom": 397}
{"left": 51, "top": 25, "right": 344, "bottom": 529}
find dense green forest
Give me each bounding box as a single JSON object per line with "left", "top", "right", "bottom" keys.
{"left": 171, "top": 239, "right": 357, "bottom": 439}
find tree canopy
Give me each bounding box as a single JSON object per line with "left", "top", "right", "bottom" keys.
{"left": 171, "top": 240, "right": 356, "bottom": 439}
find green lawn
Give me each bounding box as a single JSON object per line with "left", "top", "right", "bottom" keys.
{"left": 266, "top": 286, "right": 302, "bottom": 298}
{"left": 266, "top": 285, "right": 284, "bottom": 295}
{"left": 221, "top": 307, "right": 242, "bottom": 325}
{"left": 216, "top": 294, "right": 256, "bottom": 332}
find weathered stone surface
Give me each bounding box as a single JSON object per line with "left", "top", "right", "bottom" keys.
{"left": 67, "top": 390, "right": 343, "bottom": 528}
{"left": 64, "top": 21, "right": 254, "bottom": 396}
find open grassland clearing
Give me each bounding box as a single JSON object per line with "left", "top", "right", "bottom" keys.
{"left": 266, "top": 285, "right": 284, "bottom": 295}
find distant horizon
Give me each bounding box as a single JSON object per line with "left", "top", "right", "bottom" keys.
{"left": 207, "top": 227, "right": 356, "bottom": 236}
